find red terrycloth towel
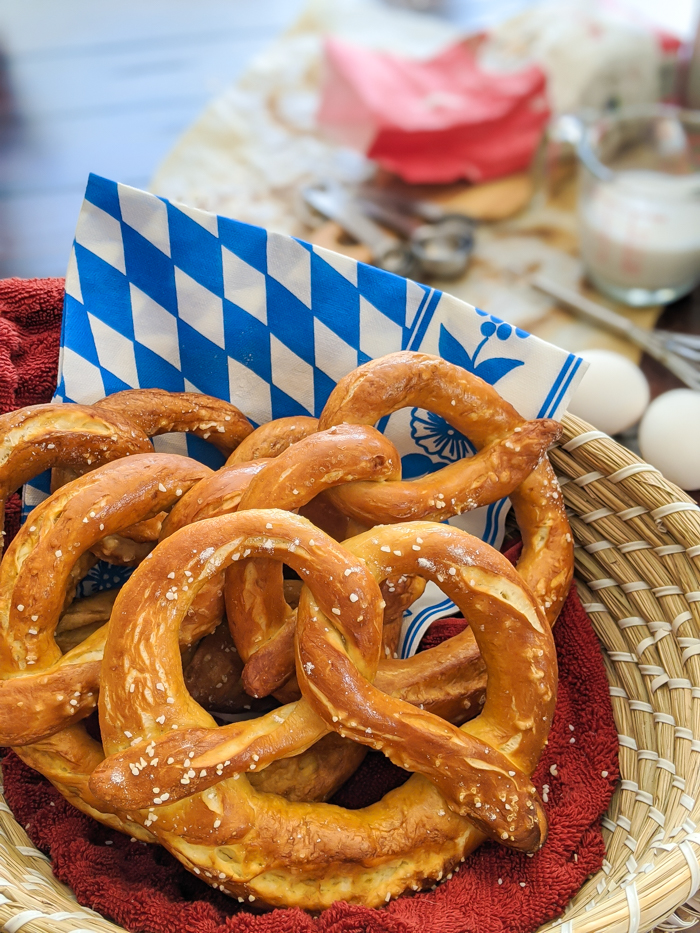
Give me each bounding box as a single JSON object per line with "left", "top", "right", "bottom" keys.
{"left": 0, "top": 277, "right": 64, "bottom": 546}
{"left": 0, "top": 276, "right": 619, "bottom": 933}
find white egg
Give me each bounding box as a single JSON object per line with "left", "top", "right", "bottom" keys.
{"left": 566, "top": 349, "right": 650, "bottom": 436}
{"left": 638, "top": 389, "right": 700, "bottom": 491}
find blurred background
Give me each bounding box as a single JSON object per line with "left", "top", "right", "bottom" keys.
{"left": 0, "top": 0, "right": 699, "bottom": 490}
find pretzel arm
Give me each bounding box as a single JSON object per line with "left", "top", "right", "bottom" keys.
{"left": 241, "top": 571, "right": 425, "bottom": 702}
{"left": 0, "top": 402, "right": 153, "bottom": 550}
{"left": 0, "top": 629, "right": 105, "bottom": 745}
{"left": 160, "top": 460, "right": 269, "bottom": 539}
{"left": 375, "top": 624, "right": 486, "bottom": 724}
{"left": 226, "top": 415, "right": 318, "bottom": 464}
{"left": 249, "top": 627, "right": 486, "bottom": 803}
{"left": 94, "top": 389, "right": 253, "bottom": 455}
{"left": 327, "top": 418, "right": 561, "bottom": 525}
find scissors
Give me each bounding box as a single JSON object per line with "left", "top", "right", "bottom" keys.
{"left": 356, "top": 189, "right": 474, "bottom": 280}
{"left": 301, "top": 182, "right": 419, "bottom": 279}
{"left": 300, "top": 182, "right": 473, "bottom": 280}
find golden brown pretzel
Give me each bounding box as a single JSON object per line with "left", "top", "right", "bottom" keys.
{"left": 44, "top": 390, "right": 254, "bottom": 559}
{"left": 0, "top": 402, "right": 153, "bottom": 553}
{"left": 319, "top": 351, "right": 573, "bottom": 624}
{"left": 160, "top": 460, "right": 269, "bottom": 538}
{"left": 227, "top": 424, "right": 400, "bottom": 696}
{"left": 226, "top": 416, "right": 556, "bottom": 697}
{"left": 0, "top": 454, "right": 216, "bottom": 748}
{"left": 226, "top": 415, "right": 318, "bottom": 464}
{"left": 88, "top": 511, "right": 554, "bottom": 909}
{"left": 94, "top": 389, "right": 253, "bottom": 455}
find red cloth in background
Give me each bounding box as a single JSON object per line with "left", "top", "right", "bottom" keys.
{"left": 0, "top": 276, "right": 619, "bottom": 933}
{"left": 0, "top": 277, "right": 63, "bottom": 546}
{"left": 318, "top": 39, "right": 549, "bottom": 184}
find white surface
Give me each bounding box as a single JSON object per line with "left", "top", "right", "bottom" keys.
{"left": 567, "top": 348, "right": 650, "bottom": 435}
{"left": 638, "top": 389, "right": 700, "bottom": 490}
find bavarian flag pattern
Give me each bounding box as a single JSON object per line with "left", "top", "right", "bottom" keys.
{"left": 28, "top": 173, "right": 585, "bottom": 655}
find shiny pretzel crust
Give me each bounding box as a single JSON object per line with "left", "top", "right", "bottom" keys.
{"left": 319, "top": 351, "right": 573, "bottom": 624}
{"left": 0, "top": 402, "right": 153, "bottom": 547}
{"left": 94, "top": 390, "right": 253, "bottom": 455}
{"left": 226, "top": 415, "right": 319, "bottom": 464}
{"left": 88, "top": 511, "right": 554, "bottom": 910}
{"left": 0, "top": 455, "right": 216, "bottom": 747}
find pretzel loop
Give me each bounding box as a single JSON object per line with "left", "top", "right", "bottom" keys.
{"left": 0, "top": 454, "right": 215, "bottom": 746}
{"left": 0, "top": 402, "right": 153, "bottom": 552}
{"left": 318, "top": 351, "right": 572, "bottom": 624}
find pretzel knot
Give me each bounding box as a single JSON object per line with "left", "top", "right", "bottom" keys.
{"left": 88, "top": 510, "right": 556, "bottom": 910}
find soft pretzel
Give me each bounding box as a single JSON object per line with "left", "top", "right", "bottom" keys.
{"left": 0, "top": 454, "right": 217, "bottom": 748}
{"left": 224, "top": 418, "right": 557, "bottom": 697}
{"left": 88, "top": 511, "right": 554, "bottom": 909}
{"left": 161, "top": 460, "right": 270, "bottom": 537}
{"left": 319, "top": 351, "right": 573, "bottom": 624}
{"left": 0, "top": 402, "right": 153, "bottom": 553}
{"left": 45, "top": 391, "right": 254, "bottom": 559}
{"left": 226, "top": 415, "right": 319, "bottom": 464}
{"left": 0, "top": 451, "right": 484, "bottom": 822}
{"left": 94, "top": 389, "right": 253, "bottom": 456}
{"left": 227, "top": 425, "right": 399, "bottom": 696}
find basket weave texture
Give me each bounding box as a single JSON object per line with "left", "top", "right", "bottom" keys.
{"left": 1, "top": 412, "right": 700, "bottom": 933}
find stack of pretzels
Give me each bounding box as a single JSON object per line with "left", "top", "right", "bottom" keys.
{"left": 0, "top": 351, "right": 572, "bottom": 911}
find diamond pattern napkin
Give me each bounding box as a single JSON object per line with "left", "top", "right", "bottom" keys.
{"left": 26, "top": 174, "right": 585, "bottom": 655}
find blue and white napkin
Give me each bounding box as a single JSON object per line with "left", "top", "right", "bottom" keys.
{"left": 26, "top": 174, "right": 586, "bottom": 656}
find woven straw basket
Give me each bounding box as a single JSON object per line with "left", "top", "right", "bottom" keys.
{"left": 2, "top": 412, "right": 700, "bottom": 933}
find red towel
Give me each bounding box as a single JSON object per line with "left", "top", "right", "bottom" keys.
{"left": 0, "top": 277, "right": 64, "bottom": 546}
{"left": 0, "top": 276, "right": 619, "bottom": 933}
